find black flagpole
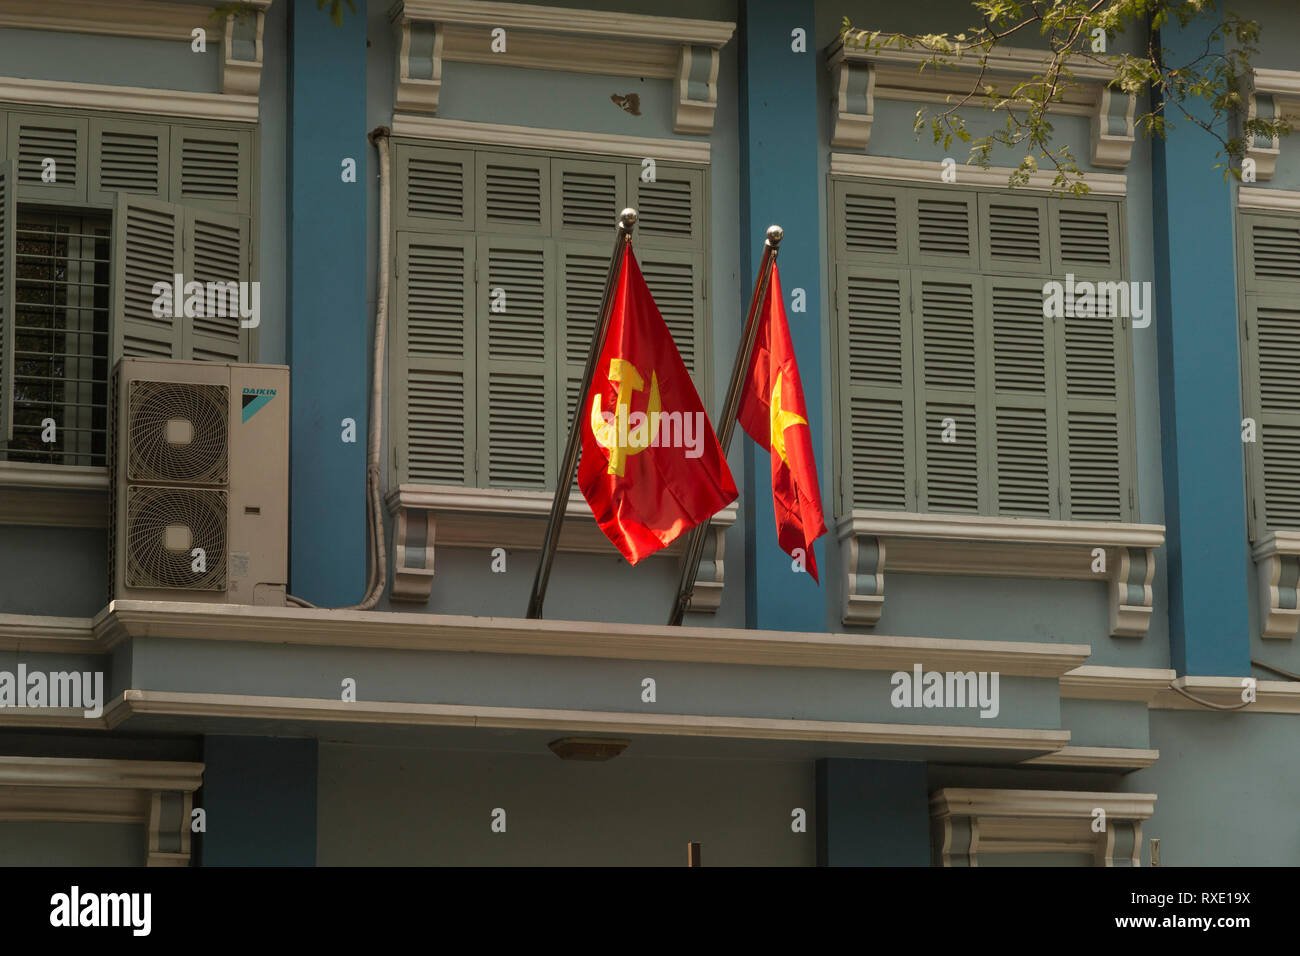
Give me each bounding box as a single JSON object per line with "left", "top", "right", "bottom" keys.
{"left": 526, "top": 208, "right": 637, "bottom": 619}
{"left": 667, "top": 225, "right": 783, "bottom": 626}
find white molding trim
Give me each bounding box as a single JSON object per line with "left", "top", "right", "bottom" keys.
{"left": 0, "top": 461, "right": 108, "bottom": 490}
{"left": 930, "top": 787, "right": 1155, "bottom": 866}
{"left": 0, "top": 77, "right": 259, "bottom": 123}
{"left": 1059, "top": 665, "right": 1177, "bottom": 703}
{"left": 386, "top": 484, "right": 734, "bottom": 607}
{"left": 1021, "top": 746, "right": 1159, "bottom": 771}
{"left": 1246, "top": 68, "right": 1300, "bottom": 182}
{"left": 0, "top": 756, "right": 202, "bottom": 867}
{"left": 106, "top": 688, "right": 1073, "bottom": 754}
{"left": 390, "top": 1, "right": 734, "bottom": 136}
{"left": 0, "top": 601, "right": 1092, "bottom": 676}
{"left": 0, "top": 462, "right": 109, "bottom": 528}
{"left": 837, "top": 511, "right": 1163, "bottom": 637}
{"left": 389, "top": 115, "right": 710, "bottom": 164}
{"left": 1251, "top": 531, "right": 1300, "bottom": 639}
{"left": 1238, "top": 185, "right": 1300, "bottom": 213}
{"left": 830, "top": 153, "right": 1127, "bottom": 195}
{"left": 826, "top": 41, "right": 1137, "bottom": 169}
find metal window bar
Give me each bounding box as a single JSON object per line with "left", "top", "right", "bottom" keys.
{"left": 5, "top": 210, "right": 112, "bottom": 467}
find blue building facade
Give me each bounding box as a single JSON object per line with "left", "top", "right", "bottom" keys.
{"left": 0, "top": 0, "right": 1296, "bottom": 866}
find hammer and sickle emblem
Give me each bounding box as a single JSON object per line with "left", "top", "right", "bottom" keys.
{"left": 589, "top": 358, "right": 662, "bottom": 476}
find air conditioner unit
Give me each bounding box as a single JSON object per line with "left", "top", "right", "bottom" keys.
{"left": 109, "top": 358, "right": 289, "bottom": 606}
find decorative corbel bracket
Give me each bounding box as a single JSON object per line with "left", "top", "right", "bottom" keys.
{"left": 392, "top": 14, "right": 445, "bottom": 114}
{"left": 674, "top": 44, "right": 721, "bottom": 136}
{"left": 1090, "top": 86, "right": 1136, "bottom": 170}
{"left": 148, "top": 790, "right": 195, "bottom": 867}
{"left": 1108, "top": 546, "right": 1154, "bottom": 638}
{"left": 828, "top": 53, "right": 875, "bottom": 151}
{"left": 1252, "top": 532, "right": 1300, "bottom": 639}
{"left": 388, "top": 485, "right": 737, "bottom": 612}
{"left": 837, "top": 512, "right": 1164, "bottom": 638}
{"left": 219, "top": 0, "right": 270, "bottom": 97}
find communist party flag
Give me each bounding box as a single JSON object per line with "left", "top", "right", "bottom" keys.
{"left": 737, "top": 262, "right": 828, "bottom": 581}
{"left": 579, "top": 246, "right": 737, "bottom": 564}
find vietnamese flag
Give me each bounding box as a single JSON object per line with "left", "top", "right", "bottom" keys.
{"left": 579, "top": 246, "right": 737, "bottom": 564}
{"left": 737, "top": 262, "right": 827, "bottom": 581}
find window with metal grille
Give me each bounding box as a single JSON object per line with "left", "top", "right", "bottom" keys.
{"left": 6, "top": 209, "right": 112, "bottom": 466}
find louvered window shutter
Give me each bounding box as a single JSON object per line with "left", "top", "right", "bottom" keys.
{"left": 835, "top": 180, "right": 906, "bottom": 265}
{"left": 1051, "top": 198, "right": 1119, "bottom": 275}
{"left": 476, "top": 235, "right": 554, "bottom": 489}
{"left": 170, "top": 126, "right": 251, "bottom": 215}
{"left": 629, "top": 165, "right": 703, "bottom": 249}
{"left": 557, "top": 241, "right": 608, "bottom": 489}
{"left": 476, "top": 153, "right": 549, "bottom": 237}
{"left": 395, "top": 144, "right": 473, "bottom": 231}
{"left": 111, "top": 193, "right": 183, "bottom": 360}
{"left": 838, "top": 265, "right": 915, "bottom": 511}
{"left": 979, "top": 194, "right": 1050, "bottom": 275}
{"left": 184, "top": 207, "right": 250, "bottom": 362}
{"left": 394, "top": 232, "right": 475, "bottom": 485}
{"left": 913, "top": 270, "right": 985, "bottom": 513}
{"left": 908, "top": 188, "right": 977, "bottom": 270}
{"left": 1244, "top": 295, "right": 1300, "bottom": 536}
{"left": 1242, "top": 214, "right": 1300, "bottom": 293}
{"left": 89, "top": 118, "right": 169, "bottom": 205}
{"left": 987, "top": 277, "right": 1059, "bottom": 517}
{"left": 1054, "top": 297, "right": 1133, "bottom": 521}
{"left": 0, "top": 160, "right": 12, "bottom": 441}
{"left": 554, "top": 159, "right": 626, "bottom": 240}
{"left": 8, "top": 112, "right": 87, "bottom": 204}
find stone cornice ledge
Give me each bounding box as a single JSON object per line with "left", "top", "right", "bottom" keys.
{"left": 931, "top": 788, "right": 1157, "bottom": 821}
{"left": 0, "top": 755, "right": 203, "bottom": 792}
{"left": 1059, "top": 665, "right": 1177, "bottom": 703}
{"left": 1238, "top": 185, "right": 1300, "bottom": 213}
{"left": 74, "top": 600, "right": 1092, "bottom": 677}
{"left": 838, "top": 511, "right": 1164, "bottom": 638}
{"left": 0, "top": 462, "right": 109, "bottom": 529}
{"left": 105, "top": 689, "right": 1072, "bottom": 754}
{"left": 0, "top": 77, "right": 259, "bottom": 123}
{"left": 1151, "top": 676, "right": 1300, "bottom": 714}
{"left": 830, "top": 154, "right": 1127, "bottom": 196}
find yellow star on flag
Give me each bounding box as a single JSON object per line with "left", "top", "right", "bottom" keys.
{"left": 769, "top": 371, "right": 807, "bottom": 466}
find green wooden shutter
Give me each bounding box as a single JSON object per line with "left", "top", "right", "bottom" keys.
{"left": 837, "top": 264, "right": 914, "bottom": 512}
{"left": 979, "top": 193, "right": 1050, "bottom": 275}
{"left": 394, "top": 143, "right": 473, "bottom": 232}
{"left": 913, "top": 270, "right": 985, "bottom": 513}
{"left": 112, "top": 193, "right": 183, "bottom": 360}
{"left": 1243, "top": 295, "right": 1300, "bottom": 535}
{"left": 908, "top": 187, "right": 977, "bottom": 270}
{"left": 834, "top": 179, "right": 907, "bottom": 265}
{"left": 476, "top": 235, "right": 554, "bottom": 489}
{"left": 1051, "top": 197, "right": 1120, "bottom": 275}
{"left": 184, "top": 207, "right": 250, "bottom": 362}
{"left": 393, "top": 231, "right": 475, "bottom": 485}
{"left": 476, "top": 153, "right": 549, "bottom": 238}
{"left": 8, "top": 112, "right": 87, "bottom": 204}
{"left": 0, "top": 160, "right": 12, "bottom": 441}
{"left": 557, "top": 241, "right": 608, "bottom": 490}
{"left": 986, "top": 276, "right": 1059, "bottom": 517}
{"left": 629, "top": 164, "right": 702, "bottom": 249}
{"left": 170, "top": 126, "right": 251, "bottom": 215}
{"left": 1241, "top": 213, "right": 1300, "bottom": 294}
{"left": 89, "top": 117, "right": 170, "bottom": 205}
{"left": 1054, "top": 294, "right": 1134, "bottom": 521}
{"left": 553, "top": 158, "right": 626, "bottom": 241}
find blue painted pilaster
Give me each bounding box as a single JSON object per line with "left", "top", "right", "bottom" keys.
{"left": 287, "top": 0, "right": 368, "bottom": 605}
{"left": 816, "top": 759, "right": 930, "bottom": 866}
{"left": 1150, "top": 12, "right": 1251, "bottom": 676}
{"left": 738, "top": 0, "right": 826, "bottom": 631}
{"left": 198, "top": 736, "right": 317, "bottom": 866}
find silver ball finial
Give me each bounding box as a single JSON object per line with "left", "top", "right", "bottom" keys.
{"left": 766, "top": 225, "right": 784, "bottom": 246}
{"left": 619, "top": 208, "right": 638, "bottom": 229}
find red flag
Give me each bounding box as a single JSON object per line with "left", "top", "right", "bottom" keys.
{"left": 737, "top": 262, "right": 827, "bottom": 581}
{"left": 579, "top": 246, "right": 737, "bottom": 564}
